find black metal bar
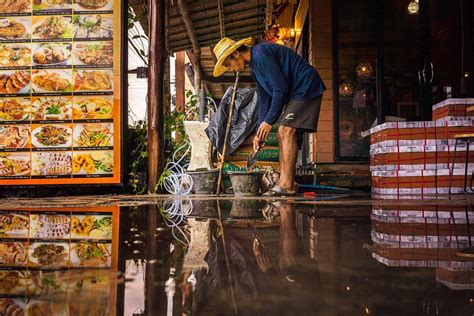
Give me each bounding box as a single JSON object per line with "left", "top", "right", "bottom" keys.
{"left": 199, "top": 83, "right": 206, "bottom": 121}
{"left": 449, "top": 139, "right": 459, "bottom": 194}
{"left": 375, "top": 0, "right": 385, "bottom": 125}
{"left": 419, "top": 0, "right": 433, "bottom": 120}
{"left": 332, "top": 0, "right": 341, "bottom": 161}
{"left": 121, "top": 0, "right": 129, "bottom": 191}
{"left": 464, "top": 140, "right": 470, "bottom": 193}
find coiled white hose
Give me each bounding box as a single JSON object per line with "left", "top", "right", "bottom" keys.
{"left": 160, "top": 199, "right": 193, "bottom": 245}
{"left": 161, "top": 143, "right": 193, "bottom": 195}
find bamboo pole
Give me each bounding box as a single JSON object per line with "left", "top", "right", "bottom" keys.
{"left": 216, "top": 200, "right": 238, "bottom": 315}
{"left": 147, "top": 0, "right": 166, "bottom": 192}
{"left": 216, "top": 72, "right": 240, "bottom": 195}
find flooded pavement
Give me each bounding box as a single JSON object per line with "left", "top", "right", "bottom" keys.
{"left": 0, "top": 194, "right": 473, "bottom": 315}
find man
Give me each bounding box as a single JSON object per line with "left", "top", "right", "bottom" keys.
{"left": 213, "top": 37, "right": 326, "bottom": 196}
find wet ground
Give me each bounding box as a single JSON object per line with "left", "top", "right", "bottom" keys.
{"left": 0, "top": 193, "right": 473, "bottom": 315}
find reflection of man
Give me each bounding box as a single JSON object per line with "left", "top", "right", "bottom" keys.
{"left": 213, "top": 37, "right": 326, "bottom": 196}
{"left": 195, "top": 202, "right": 324, "bottom": 315}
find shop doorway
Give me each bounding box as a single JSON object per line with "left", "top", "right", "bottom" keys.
{"left": 335, "top": 0, "right": 472, "bottom": 160}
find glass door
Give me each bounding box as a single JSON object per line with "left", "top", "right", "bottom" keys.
{"left": 334, "top": 0, "right": 469, "bottom": 161}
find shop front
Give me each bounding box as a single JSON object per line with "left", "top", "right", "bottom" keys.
{"left": 307, "top": 0, "right": 473, "bottom": 163}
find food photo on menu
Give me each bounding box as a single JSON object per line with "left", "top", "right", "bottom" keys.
{"left": 73, "top": 122, "right": 113, "bottom": 147}
{"left": 73, "top": 42, "right": 113, "bottom": 67}
{"left": 0, "top": 70, "right": 30, "bottom": 95}
{"left": 30, "top": 213, "right": 71, "bottom": 239}
{"left": 26, "top": 269, "right": 70, "bottom": 296}
{"left": 0, "top": 44, "right": 31, "bottom": 68}
{"left": 0, "top": 0, "right": 31, "bottom": 14}
{"left": 70, "top": 241, "right": 111, "bottom": 267}
{"left": 31, "top": 69, "right": 72, "bottom": 93}
{"left": 0, "top": 97, "right": 30, "bottom": 121}
{"left": 0, "top": 241, "right": 28, "bottom": 266}
{"left": 74, "top": 0, "right": 113, "bottom": 11}
{"left": 31, "top": 151, "right": 72, "bottom": 176}
{"left": 31, "top": 96, "right": 72, "bottom": 121}
{"left": 27, "top": 298, "right": 68, "bottom": 316}
{"left": 32, "top": 16, "right": 73, "bottom": 40}
{"left": 0, "top": 17, "right": 31, "bottom": 41}
{"left": 0, "top": 153, "right": 31, "bottom": 177}
{"left": 33, "top": 0, "right": 73, "bottom": 13}
{"left": 71, "top": 213, "right": 112, "bottom": 239}
{"left": 28, "top": 241, "right": 70, "bottom": 267}
{"left": 33, "top": 43, "right": 72, "bottom": 66}
{"left": 73, "top": 69, "right": 113, "bottom": 92}
{"left": 73, "top": 15, "right": 113, "bottom": 39}
{"left": 0, "top": 212, "right": 29, "bottom": 238}
{"left": 72, "top": 96, "right": 113, "bottom": 120}
{"left": 0, "top": 298, "right": 27, "bottom": 316}
{"left": 72, "top": 150, "right": 113, "bottom": 175}
{"left": 0, "top": 270, "right": 28, "bottom": 296}
{"left": 0, "top": 125, "right": 30, "bottom": 149}
{"left": 31, "top": 124, "right": 72, "bottom": 148}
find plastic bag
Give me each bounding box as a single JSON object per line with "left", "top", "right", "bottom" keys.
{"left": 205, "top": 87, "right": 258, "bottom": 155}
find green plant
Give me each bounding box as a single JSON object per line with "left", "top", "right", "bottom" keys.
{"left": 128, "top": 120, "right": 148, "bottom": 194}
{"left": 184, "top": 90, "right": 215, "bottom": 121}
{"left": 184, "top": 90, "right": 199, "bottom": 120}
{"left": 165, "top": 111, "right": 188, "bottom": 152}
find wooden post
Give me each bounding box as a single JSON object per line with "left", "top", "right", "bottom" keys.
{"left": 175, "top": 51, "right": 186, "bottom": 113}
{"left": 147, "top": 0, "right": 166, "bottom": 192}
{"left": 175, "top": 51, "right": 185, "bottom": 142}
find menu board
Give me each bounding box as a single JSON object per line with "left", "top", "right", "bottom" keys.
{"left": 0, "top": 206, "right": 119, "bottom": 314}
{"left": 0, "top": 0, "right": 122, "bottom": 185}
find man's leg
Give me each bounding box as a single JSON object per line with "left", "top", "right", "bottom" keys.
{"left": 277, "top": 125, "right": 297, "bottom": 191}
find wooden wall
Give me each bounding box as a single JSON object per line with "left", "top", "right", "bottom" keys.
{"left": 308, "top": 0, "right": 335, "bottom": 163}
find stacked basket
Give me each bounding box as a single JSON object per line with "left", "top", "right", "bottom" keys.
{"left": 371, "top": 202, "right": 473, "bottom": 289}
{"left": 369, "top": 98, "right": 474, "bottom": 195}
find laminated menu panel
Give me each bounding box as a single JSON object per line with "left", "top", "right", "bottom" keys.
{"left": 0, "top": 0, "right": 126, "bottom": 186}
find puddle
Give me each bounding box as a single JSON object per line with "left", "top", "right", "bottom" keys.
{"left": 0, "top": 196, "right": 473, "bottom": 315}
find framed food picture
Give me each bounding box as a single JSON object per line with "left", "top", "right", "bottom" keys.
{"left": 0, "top": 0, "right": 125, "bottom": 187}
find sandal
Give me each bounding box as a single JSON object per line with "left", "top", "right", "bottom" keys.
{"left": 262, "top": 185, "right": 296, "bottom": 197}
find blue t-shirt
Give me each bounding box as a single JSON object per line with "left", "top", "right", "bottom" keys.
{"left": 249, "top": 42, "right": 326, "bottom": 125}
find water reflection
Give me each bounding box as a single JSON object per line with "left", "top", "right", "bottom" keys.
{"left": 0, "top": 197, "right": 473, "bottom": 315}
{"left": 129, "top": 198, "right": 473, "bottom": 316}
{"left": 371, "top": 203, "right": 474, "bottom": 290}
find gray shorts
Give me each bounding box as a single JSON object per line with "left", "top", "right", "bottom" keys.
{"left": 278, "top": 95, "right": 322, "bottom": 133}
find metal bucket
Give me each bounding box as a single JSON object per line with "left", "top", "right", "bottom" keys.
{"left": 187, "top": 169, "right": 219, "bottom": 194}
{"left": 227, "top": 171, "right": 264, "bottom": 196}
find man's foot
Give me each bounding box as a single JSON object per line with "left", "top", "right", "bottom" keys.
{"left": 262, "top": 185, "right": 296, "bottom": 197}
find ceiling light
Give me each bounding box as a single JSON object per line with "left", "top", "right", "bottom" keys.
{"left": 407, "top": 0, "right": 419, "bottom": 15}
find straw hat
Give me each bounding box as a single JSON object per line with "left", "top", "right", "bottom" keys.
{"left": 213, "top": 37, "right": 253, "bottom": 77}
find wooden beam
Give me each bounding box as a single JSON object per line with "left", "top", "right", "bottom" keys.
{"left": 265, "top": 0, "right": 273, "bottom": 29}
{"left": 175, "top": 51, "right": 186, "bottom": 113}
{"left": 170, "top": 25, "right": 266, "bottom": 52}
{"left": 177, "top": 0, "right": 202, "bottom": 95}
{"left": 217, "top": 0, "right": 225, "bottom": 37}
{"left": 168, "top": 1, "right": 259, "bottom": 22}
{"left": 168, "top": 0, "right": 241, "bottom": 20}
{"left": 168, "top": 10, "right": 264, "bottom": 37}
{"left": 147, "top": 0, "right": 166, "bottom": 192}
{"left": 169, "top": 16, "right": 264, "bottom": 41}
{"left": 294, "top": 0, "right": 309, "bottom": 46}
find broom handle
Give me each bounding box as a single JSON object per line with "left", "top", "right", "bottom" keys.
{"left": 216, "top": 72, "right": 240, "bottom": 195}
